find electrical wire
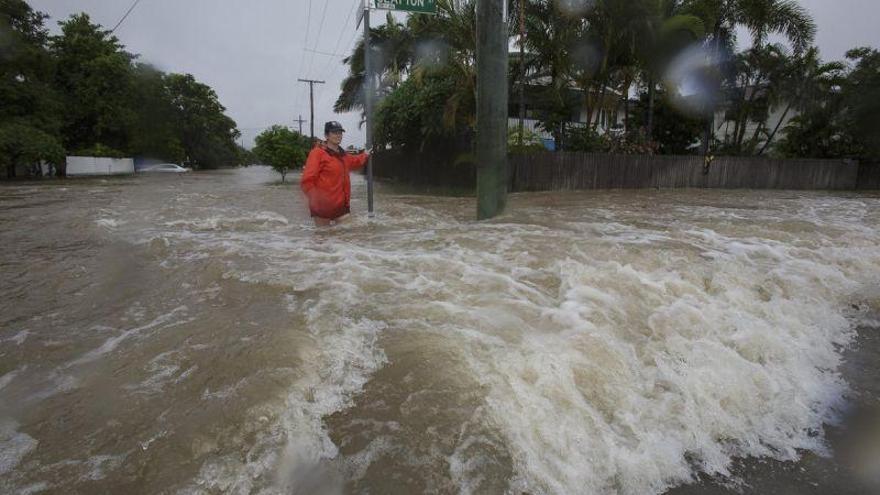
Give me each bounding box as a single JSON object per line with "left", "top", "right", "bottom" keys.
{"left": 111, "top": 0, "right": 144, "bottom": 33}
{"left": 292, "top": 0, "right": 314, "bottom": 121}
{"left": 303, "top": 0, "right": 330, "bottom": 78}
{"left": 315, "top": 0, "right": 363, "bottom": 105}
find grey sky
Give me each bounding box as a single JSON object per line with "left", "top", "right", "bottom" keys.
{"left": 28, "top": 0, "right": 880, "bottom": 148}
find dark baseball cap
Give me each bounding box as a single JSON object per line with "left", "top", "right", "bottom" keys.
{"left": 324, "top": 121, "right": 345, "bottom": 134}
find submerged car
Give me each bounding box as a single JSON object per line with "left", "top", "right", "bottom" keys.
{"left": 139, "top": 163, "right": 190, "bottom": 173}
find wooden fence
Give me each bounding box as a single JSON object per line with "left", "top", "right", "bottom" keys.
{"left": 373, "top": 151, "right": 875, "bottom": 192}
{"left": 858, "top": 160, "right": 880, "bottom": 190}
{"left": 509, "top": 152, "right": 860, "bottom": 191}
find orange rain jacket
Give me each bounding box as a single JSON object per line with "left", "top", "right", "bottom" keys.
{"left": 300, "top": 144, "right": 369, "bottom": 220}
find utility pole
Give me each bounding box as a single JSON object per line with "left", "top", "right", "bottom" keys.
{"left": 518, "top": 0, "right": 525, "bottom": 146}
{"left": 293, "top": 114, "right": 307, "bottom": 135}
{"left": 297, "top": 78, "right": 325, "bottom": 140}
{"left": 476, "top": 0, "right": 509, "bottom": 220}
{"left": 363, "top": 5, "right": 375, "bottom": 215}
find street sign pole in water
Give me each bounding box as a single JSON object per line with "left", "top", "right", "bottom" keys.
{"left": 362, "top": 0, "right": 375, "bottom": 216}
{"left": 361, "top": 0, "right": 437, "bottom": 218}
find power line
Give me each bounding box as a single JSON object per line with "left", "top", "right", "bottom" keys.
{"left": 327, "top": 0, "right": 360, "bottom": 63}
{"left": 305, "top": 47, "right": 347, "bottom": 58}
{"left": 293, "top": 0, "right": 315, "bottom": 115}
{"left": 316, "top": 1, "right": 363, "bottom": 106}
{"left": 304, "top": 0, "right": 330, "bottom": 78}
{"left": 111, "top": 0, "right": 144, "bottom": 33}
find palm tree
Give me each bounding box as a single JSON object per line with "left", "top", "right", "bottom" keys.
{"left": 758, "top": 47, "right": 845, "bottom": 154}
{"left": 334, "top": 1, "right": 477, "bottom": 129}
{"left": 333, "top": 13, "right": 413, "bottom": 115}
{"left": 681, "top": 0, "right": 816, "bottom": 154}
{"left": 521, "top": 0, "right": 583, "bottom": 146}
{"left": 718, "top": 43, "right": 789, "bottom": 153}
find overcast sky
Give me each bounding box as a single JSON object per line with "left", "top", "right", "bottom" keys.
{"left": 28, "top": 0, "right": 880, "bottom": 148}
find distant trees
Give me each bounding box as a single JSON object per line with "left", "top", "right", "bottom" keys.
{"left": 0, "top": 1, "right": 241, "bottom": 178}
{"left": 252, "top": 126, "right": 310, "bottom": 182}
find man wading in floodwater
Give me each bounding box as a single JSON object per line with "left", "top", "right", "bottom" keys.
{"left": 300, "top": 121, "right": 370, "bottom": 226}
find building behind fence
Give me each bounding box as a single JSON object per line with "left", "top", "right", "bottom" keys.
{"left": 373, "top": 151, "right": 878, "bottom": 192}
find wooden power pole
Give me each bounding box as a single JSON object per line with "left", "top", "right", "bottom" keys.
{"left": 293, "top": 114, "right": 307, "bottom": 135}
{"left": 476, "top": 0, "right": 509, "bottom": 220}
{"left": 297, "top": 78, "right": 325, "bottom": 140}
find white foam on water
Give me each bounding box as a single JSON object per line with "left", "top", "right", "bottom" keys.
{"left": 7, "top": 329, "right": 30, "bottom": 345}
{"left": 18, "top": 482, "right": 50, "bottom": 495}
{"left": 80, "top": 454, "right": 125, "bottom": 481}
{"left": 124, "top": 350, "right": 185, "bottom": 396}
{"left": 441, "top": 217, "right": 875, "bottom": 494}
{"left": 68, "top": 306, "right": 191, "bottom": 366}
{"left": 0, "top": 421, "right": 38, "bottom": 476}
{"left": 163, "top": 211, "right": 289, "bottom": 232}
{"left": 182, "top": 239, "right": 390, "bottom": 494}
{"left": 97, "top": 183, "right": 880, "bottom": 494}
{"left": 0, "top": 366, "right": 26, "bottom": 391}
{"left": 96, "top": 218, "right": 124, "bottom": 230}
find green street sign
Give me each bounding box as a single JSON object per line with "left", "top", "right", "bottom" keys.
{"left": 373, "top": 0, "right": 437, "bottom": 14}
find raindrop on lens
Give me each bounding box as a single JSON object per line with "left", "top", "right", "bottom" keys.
{"left": 663, "top": 43, "right": 724, "bottom": 119}
{"left": 556, "top": 0, "right": 595, "bottom": 17}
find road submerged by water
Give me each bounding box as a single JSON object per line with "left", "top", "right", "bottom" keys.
{"left": 1, "top": 167, "right": 879, "bottom": 494}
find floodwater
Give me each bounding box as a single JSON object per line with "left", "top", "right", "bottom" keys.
{"left": 1, "top": 166, "right": 879, "bottom": 495}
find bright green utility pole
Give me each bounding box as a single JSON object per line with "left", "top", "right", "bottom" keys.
{"left": 475, "top": 0, "right": 508, "bottom": 220}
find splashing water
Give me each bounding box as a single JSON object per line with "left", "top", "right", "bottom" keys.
{"left": 1, "top": 168, "right": 878, "bottom": 494}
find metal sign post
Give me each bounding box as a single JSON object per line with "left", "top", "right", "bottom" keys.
{"left": 363, "top": 2, "right": 375, "bottom": 216}
{"left": 361, "top": 0, "right": 437, "bottom": 217}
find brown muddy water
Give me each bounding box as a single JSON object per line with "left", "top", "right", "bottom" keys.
{"left": 1, "top": 167, "right": 879, "bottom": 495}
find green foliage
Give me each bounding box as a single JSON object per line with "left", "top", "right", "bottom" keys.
{"left": 563, "top": 125, "right": 659, "bottom": 155}
{"left": 507, "top": 127, "right": 545, "bottom": 153}
{"left": 843, "top": 48, "right": 880, "bottom": 158}
{"left": 775, "top": 107, "right": 861, "bottom": 159}
{"left": 253, "top": 126, "right": 309, "bottom": 182}
{"left": 165, "top": 73, "right": 240, "bottom": 169}
{"left": 236, "top": 144, "right": 257, "bottom": 166}
{"left": 0, "top": 1, "right": 62, "bottom": 131}
{"left": 51, "top": 13, "right": 136, "bottom": 154}
{"left": 127, "top": 64, "right": 185, "bottom": 162}
{"left": 777, "top": 47, "right": 880, "bottom": 160}
{"left": 630, "top": 90, "right": 703, "bottom": 154}
{"left": 563, "top": 126, "right": 607, "bottom": 153}
{"left": 74, "top": 143, "right": 126, "bottom": 158}
{"left": 0, "top": 123, "right": 65, "bottom": 178}
{"left": 374, "top": 70, "right": 470, "bottom": 151}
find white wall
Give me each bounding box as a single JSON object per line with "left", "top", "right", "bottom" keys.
{"left": 66, "top": 156, "right": 135, "bottom": 176}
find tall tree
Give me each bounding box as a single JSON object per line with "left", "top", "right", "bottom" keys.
{"left": 0, "top": 0, "right": 64, "bottom": 177}
{"left": 128, "top": 64, "right": 185, "bottom": 162}
{"left": 51, "top": 13, "right": 137, "bottom": 154}
{"left": 165, "top": 73, "right": 240, "bottom": 169}
{"left": 842, "top": 47, "right": 880, "bottom": 158}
